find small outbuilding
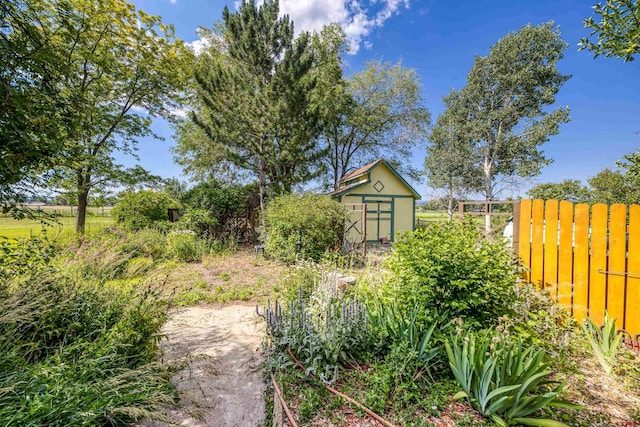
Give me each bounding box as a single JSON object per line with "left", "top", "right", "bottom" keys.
{"left": 329, "top": 159, "right": 421, "bottom": 243}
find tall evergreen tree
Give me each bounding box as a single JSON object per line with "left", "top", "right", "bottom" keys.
{"left": 189, "top": 0, "right": 324, "bottom": 212}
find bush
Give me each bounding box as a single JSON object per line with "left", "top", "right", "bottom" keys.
{"left": 383, "top": 219, "right": 517, "bottom": 327}
{"left": 177, "top": 208, "right": 218, "bottom": 237}
{"left": 167, "top": 230, "right": 208, "bottom": 262}
{"left": 179, "top": 181, "right": 253, "bottom": 237}
{"left": 263, "top": 194, "right": 347, "bottom": 262}
{"left": 112, "top": 190, "right": 179, "bottom": 230}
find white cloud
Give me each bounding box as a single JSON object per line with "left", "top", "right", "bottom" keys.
{"left": 237, "top": 0, "right": 412, "bottom": 54}
{"left": 169, "top": 0, "right": 177, "bottom": 4}
{"left": 187, "top": 38, "right": 208, "bottom": 55}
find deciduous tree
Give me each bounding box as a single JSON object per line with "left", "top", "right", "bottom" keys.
{"left": 589, "top": 167, "right": 640, "bottom": 204}
{"left": 580, "top": 0, "right": 640, "bottom": 62}
{"left": 425, "top": 90, "right": 481, "bottom": 219}
{"left": 0, "top": 1, "right": 69, "bottom": 208}
{"left": 322, "top": 60, "right": 431, "bottom": 190}
{"left": 526, "top": 179, "right": 591, "bottom": 203}
{"left": 439, "top": 22, "right": 571, "bottom": 230}
{"left": 18, "top": 0, "right": 192, "bottom": 233}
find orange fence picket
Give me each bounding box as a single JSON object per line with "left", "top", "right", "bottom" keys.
{"left": 608, "top": 204, "right": 627, "bottom": 325}
{"left": 573, "top": 204, "right": 590, "bottom": 323}
{"left": 544, "top": 200, "right": 559, "bottom": 295}
{"left": 517, "top": 199, "right": 639, "bottom": 337}
{"left": 627, "top": 205, "right": 640, "bottom": 335}
{"left": 557, "top": 201, "right": 573, "bottom": 310}
{"left": 518, "top": 199, "right": 532, "bottom": 284}
{"left": 531, "top": 200, "right": 545, "bottom": 289}
{"left": 589, "top": 204, "right": 607, "bottom": 326}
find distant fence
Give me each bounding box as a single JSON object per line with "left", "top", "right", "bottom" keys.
{"left": 1, "top": 205, "right": 113, "bottom": 217}
{"left": 517, "top": 199, "right": 640, "bottom": 338}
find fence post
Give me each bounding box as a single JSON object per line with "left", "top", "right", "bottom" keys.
{"left": 512, "top": 201, "right": 520, "bottom": 255}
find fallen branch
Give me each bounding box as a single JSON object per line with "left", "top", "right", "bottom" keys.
{"left": 286, "top": 347, "right": 398, "bottom": 427}
{"left": 270, "top": 371, "right": 299, "bottom": 427}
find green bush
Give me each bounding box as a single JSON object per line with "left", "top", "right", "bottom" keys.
{"left": 179, "top": 181, "right": 253, "bottom": 237}
{"left": 383, "top": 219, "right": 517, "bottom": 327}
{"left": 112, "top": 190, "right": 179, "bottom": 230}
{"left": 263, "top": 194, "right": 347, "bottom": 262}
{"left": 177, "top": 208, "right": 218, "bottom": 236}
{"left": 502, "top": 284, "right": 577, "bottom": 364}
{"left": 167, "top": 230, "right": 208, "bottom": 262}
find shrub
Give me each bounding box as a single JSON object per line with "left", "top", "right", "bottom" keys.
{"left": 502, "top": 284, "right": 577, "bottom": 363}
{"left": 179, "top": 181, "right": 253, "bottom": 237}
{"left": 112, "top": 190, "right": 179, "bottom": 230}
{"left": 167, "top": 230, "right": 208, "bottom": 262}
{"left": 263, "top": 194, "right": 347, "bottom": 262}
{"left": 177, "top": 208, "right": 218, "bottom": 237}
{"left": 383, "top": 219, "right": 517, "bottom": 327}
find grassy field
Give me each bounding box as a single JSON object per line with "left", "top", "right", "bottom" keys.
{"left": 0, "top": 216, "right": 113, "bottom": 240}
{"left": 415, "top": 210, "right": 449, "bottom": 221}
{"left": 3, "top": 205, "right": 113, "bottom": 217}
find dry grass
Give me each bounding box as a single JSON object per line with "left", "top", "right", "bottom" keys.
{"left": 560, "top": 352, "right": 640, "bottom": 424}
{"left": 164, "top": 247, "right": 286, "bottom": 306}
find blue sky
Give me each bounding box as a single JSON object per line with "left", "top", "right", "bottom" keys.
{"left": 127, "top": 0, "right": 640, "bottom": 199}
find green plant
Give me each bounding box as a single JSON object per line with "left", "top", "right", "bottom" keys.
{"left": 276, "top": 260, "right": 324, "bottom": 304}
{"left": 495, "top": 284, "right": 581, "bottom": 378}
{"left": 179, "top": 181, "right": 253, "bottom": 238}
{"left": 583, "top": 312, "right": 622, "bottom": 374}
{"left": 0, "top": 230, "right": 176, "bottom": 426}
{"left": 0, "top": 273, "right": 173, "bottom": 425}
{"left": 445, "top": 330, "right": 580, "bottom": 426}
{"left": 112, "top": 190, "right": 179, "bottom": 230}
{"left": 177, "top": 208, "right": 218, "bottom": 237}
{"left": 383, "top": 219, "right": 517, "bottom": 327}
{"left": 259, "top": 289, "right": 370, "bottom": 384}
{"left": 368, "top": 301, "right": 440, "bottom": 367}
{"left": 167, "top": 230, "right": 207, "bottom": 262}
{"left": 263, "top": 193, "right": 347, "bottom": 263}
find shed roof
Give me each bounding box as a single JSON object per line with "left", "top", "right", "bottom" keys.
{"left": 330, "top": 159, "right": 421, "bottom": 199}
{"left": 341, "top": 159, "right": 382, "bottom": 182}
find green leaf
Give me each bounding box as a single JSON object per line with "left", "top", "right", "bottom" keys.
{"left": 512, "top": 417, "right": 571, "bottom": 427}
{"left": 453, "top": 391, "right": 468, "bottom": 400}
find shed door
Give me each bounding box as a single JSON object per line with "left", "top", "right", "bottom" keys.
{"left": 365, "top": 199, "right": 392, "bottom": 242}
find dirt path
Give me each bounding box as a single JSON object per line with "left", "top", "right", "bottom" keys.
{"left": 145, "top": 305, "right": 266, "bottom": 427}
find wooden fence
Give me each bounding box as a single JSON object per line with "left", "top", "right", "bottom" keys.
{"left": 517, "top": 199, "right": 640, "bottom": 338}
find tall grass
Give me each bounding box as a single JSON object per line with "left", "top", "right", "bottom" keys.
{"left": 0, "top": 229, "right": 176, "bottom": 426}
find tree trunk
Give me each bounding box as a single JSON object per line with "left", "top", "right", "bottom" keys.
{"left": 483, "top": 158, "right": 493, "bottom": 234}
{"left": 258, "top": 165, "right": 267, "bottom": 230}
{"left": 75, "top": 171, "right": 91, "bottom": 234}
{"left": 76, "top": 189, "right": 89, "bottom": 234}
{"left": 447, "top": 187, "right": 454, "bottom": 221}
